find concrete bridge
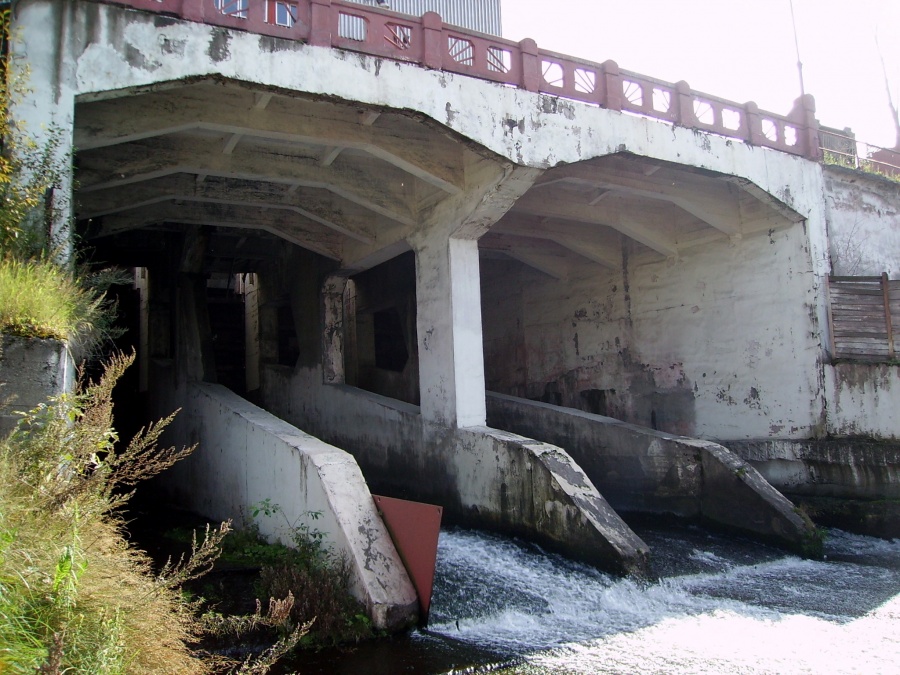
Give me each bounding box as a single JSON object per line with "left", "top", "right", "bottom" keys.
{"left": 11, "top": 0, "right": 900, "bottom": 628}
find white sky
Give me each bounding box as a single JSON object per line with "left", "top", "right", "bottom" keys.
{"left": 502, "top": 0, "right": 900, "bottom": 148}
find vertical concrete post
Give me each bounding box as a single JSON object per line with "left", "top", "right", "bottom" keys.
{"left": 519, "top": 38, "right": 540, "bottom": 93}
{"left": 323, "top": 274, "right": 349, "bottom": 384}
{"left": 309, "top": 0, "right": 333, "bottom": 47}
{"left": 413, "top": 235, "right": 486, "bottom": 428}
{"left": 135, "top": 267, "right": 150, "bottom": 393}
{"left": 600, "top": 60, "right": 622, "bottom": 111}
{"left": 744, "top": 101, "right": 764, "bottom": 146}
{"left": 674, "top": 80, "right": 695, "bottom": 126}
{"left": 9, "top": 1, "right": 76, "bottom": 260}
{"left": 790, "top": 93, "right": 820, "bottom": 160}
{"left": 244, "top": 273, "right": 261, "bottom": 393}
{"left": 421, "top": 12, "right": 443, "bottom": 70}
{"left": 177, "top": 227, "right": 216, "bottom": 384}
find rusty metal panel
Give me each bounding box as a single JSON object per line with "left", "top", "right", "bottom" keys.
{"left": 373, "top": 495, "right": 443, "bottom": 624}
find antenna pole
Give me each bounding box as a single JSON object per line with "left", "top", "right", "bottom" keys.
{"left": 788, "top": 0, "right": 806, "bottom": 97}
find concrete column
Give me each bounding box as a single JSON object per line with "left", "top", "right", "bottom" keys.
{"left": 9, "top": 0, "right": 77, "bottom": 258}
{"left": 413, "top": 234, "right": 486, "bottom": 428}
{"left": 322, "top": 274, "right": 349, "bottom": 385}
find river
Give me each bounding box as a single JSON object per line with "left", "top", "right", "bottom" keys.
{"left": 289, "top": 522, "right": 900, "bottom": 674}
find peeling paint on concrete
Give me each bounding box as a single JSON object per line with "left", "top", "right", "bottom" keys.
{"left": 207, "top": 28, "right": 231, "bottom": 63}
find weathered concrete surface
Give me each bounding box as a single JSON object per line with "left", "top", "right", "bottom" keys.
{"left": 729, "top": 438, "right": 900, "bottom": 500}
{"left": 154, "top": 371, "right": 418, "bottom": 630}
{"left": 260, "top": 365, "right": 650, "bottom": 576}
{"left": 481, "top": 220, "right": 827, "bottom": 442}
{"left": 730, "top": 433, "right": 900, "bottom": 539}
{"left": 824, "top": 166, "right": 900, "bottom": 278}
{"left": 824, "top": 363, "right": 900, "bottom": 440}
{"left": 486, "top": 392, "right": 820, "bottom": 555}
{"left": 0, "top": 336, "right": 75, "bottom": 436}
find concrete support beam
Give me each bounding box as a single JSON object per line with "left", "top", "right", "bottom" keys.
{"left": 97, "top": 201, "right": 344, "bottom": 260}
{"left": 75, "top": 89, "right": 465, "bottom": 194}
{"left": 414, "top": 236, "right": 486, "bottom": 427}
{"left": 78, "top": 174, "right": 385, "bottom": 244}
{"left": 9, "top": 1, "right": 76, "bottom": 259}
{"left": 77, "top": 136, "right": 418, "bottom": 227}
{"left": 487, "top": 393, "right": 822, "bottom": 557}
{"left": 323, "top": 274, "right": 349, "bottom": 385}
{"left": 176, "top": 227, "right": 216, "bottom": 383}
{"left": 512, "top": 194, "right": 678, "bottom": 259}
{"left": 541, "top": 164, "right": 743, "bottom": 235}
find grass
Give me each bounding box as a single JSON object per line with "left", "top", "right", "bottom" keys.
{"left": 0, "top": 256, "right": 100, "bottom": 341}
{"left": 822, "top": 149, "right": 900, "bottom": 183}
{"left": 0, "top": 256, "right": 127, "bottom": 358}
{"left": 0, "top": 354, "right": 307, "bottom": 673}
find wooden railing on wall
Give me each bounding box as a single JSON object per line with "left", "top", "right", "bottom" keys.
{"left": 106, "top": 0, "right": 821, "bottom": 159}
{"left": 827, "top": 274, "right": 899, "bottom": 361}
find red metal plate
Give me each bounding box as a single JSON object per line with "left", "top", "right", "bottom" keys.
{"left": 373, "top": 495, "right": 443, "bottom": 624}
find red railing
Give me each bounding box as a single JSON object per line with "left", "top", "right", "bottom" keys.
{"left": 105, "top": 0, "right": 821, "bottom": 159}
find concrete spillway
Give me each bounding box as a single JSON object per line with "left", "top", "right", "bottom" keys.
{"left": 486, "top": 392, "right": 822, "bottom": 557}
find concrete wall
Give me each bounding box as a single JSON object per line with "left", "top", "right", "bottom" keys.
{"left": 0, "top": 336, "right": 75, "bottom": 436}
{"left": 486, "top": 393, "right": 821, "bottom": 556}
{"left": 260, "top": 364, "right": 650, "bottom": 575}
{"left": 825, "top": 363, "right": 900, "bottom": 440}
{"left": 824, "top": 167, "right": 900, "bottom": 277}
{"left": 482, "top": 223, "right": 826, "bottom": 441}
{"left": 153, "top": 369, "right": 418, "bottom": 630}
{"left": 730, "top": 437, "right": 900, "bottom": 501}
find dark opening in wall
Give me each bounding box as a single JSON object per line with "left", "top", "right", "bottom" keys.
{"left": 344, "top": 251, "right": 419, "bottom": 405}
{"left": 207, "top": 277, "right": 246, "bottom": 395}
{"left": 277, "top": 304, "right": 299, "bottom": 367}
{"left": 580, "top": 388, "right": 617, "bottom": 417}
{"left": 373, "top": 307, "right": 409, "bottom": 372}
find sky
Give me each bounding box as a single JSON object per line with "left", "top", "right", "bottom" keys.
{"left": 501, "top": 0, "right": 900, "bottom": 149}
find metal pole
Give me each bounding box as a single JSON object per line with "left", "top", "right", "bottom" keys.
{"left": 788, "top": 0, "right": 806, "bottom": 97}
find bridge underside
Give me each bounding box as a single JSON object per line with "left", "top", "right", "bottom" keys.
{"left": 7, "top": 0, "right": 884, "bottom": 628}
{"left": 74, "top": 75, "right": 818, "bottom": 568}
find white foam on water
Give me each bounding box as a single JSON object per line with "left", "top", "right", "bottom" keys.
{"left": 531, "top": 605, "right": 900, "bottom": 674}
{"left": 428, "top": 527, "right": 900, "bottom": 673}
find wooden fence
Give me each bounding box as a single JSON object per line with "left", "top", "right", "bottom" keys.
{"left": 827, "top": 274, "right": 899, "bottom": 360}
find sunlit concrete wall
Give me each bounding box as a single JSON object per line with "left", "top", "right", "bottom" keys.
{"left": 483, "top": 220, "right": 826, "bottom": 441}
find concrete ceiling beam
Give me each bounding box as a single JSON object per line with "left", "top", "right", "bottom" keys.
{"left": 540, "top": 164, "right": 743, "bottom": 236}
{"left": 490, "top": 213, "right": 621, "bottom": 269}
{"left": 75, "top": 90, "right": 466, "bottom": 194}
{"left": 77, "top": 174, "right": 378, "bottom": 243}
{"left": 76, "top": 136, "right": 417, "bottom": 227}
{"left": 479, "top": 235, "right": 569, "bottom": 280}
{"left": 510, "top": 194, "right": 678, "bottom": 258}
{"left": 548, "top": 233, "right": 621, "bottom": 269}
{"left": 96, "top": 201, "right": 343, "bottom": 259}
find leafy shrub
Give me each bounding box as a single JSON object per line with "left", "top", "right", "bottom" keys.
{"left": 224, "top": 503, "right": 377, "bottom": 648}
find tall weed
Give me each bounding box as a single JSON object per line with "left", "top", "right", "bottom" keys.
{"left": 0, "top": 353, "right": 306, "bottom": 673}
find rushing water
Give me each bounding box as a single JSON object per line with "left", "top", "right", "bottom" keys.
{"left": 291, "top": 523, "right": 900, "bottom": 674}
